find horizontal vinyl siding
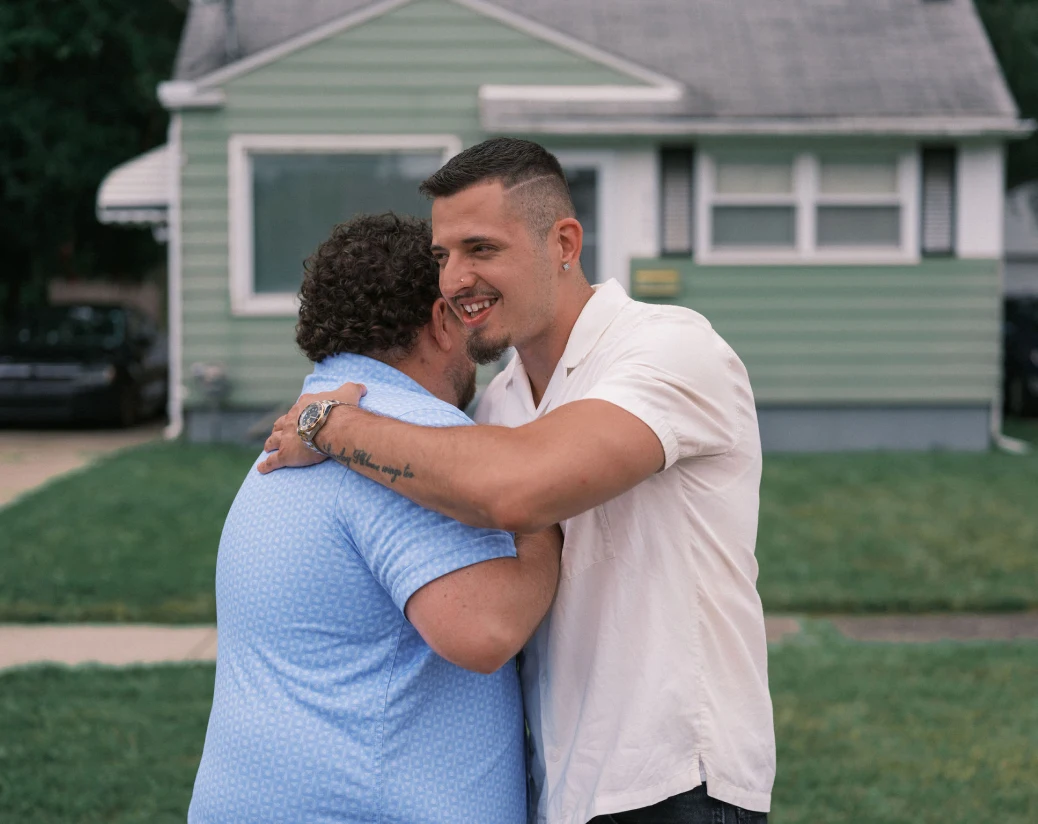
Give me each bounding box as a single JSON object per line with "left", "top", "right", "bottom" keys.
{"left": 629, "top": 259, "right": 1001, "bottom": 404}
{"left": 179, "top": 0, "right": 640, "bottom": 409}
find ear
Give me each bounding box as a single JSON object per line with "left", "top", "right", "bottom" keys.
{"left": 428, "top": 297, "right": 456, "bottom": 353}
{"left": 554, "top": 217, "right": 584, "bottom": 273}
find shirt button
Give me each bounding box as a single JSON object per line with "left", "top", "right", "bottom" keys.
{"left": 549, "top": 748, "right": 560, "bottom": 762}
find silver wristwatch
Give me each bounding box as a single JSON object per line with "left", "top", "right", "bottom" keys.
{"left": 297, "top": 399, "right": 351, "bottom": 455}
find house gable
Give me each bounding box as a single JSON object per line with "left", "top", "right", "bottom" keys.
{"left": 192, "top": 0, "right": 668, "bottom": 96}
{"left": 176, "top": 0, "right": 658, "bottom": 409}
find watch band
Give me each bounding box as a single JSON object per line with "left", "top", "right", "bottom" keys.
{"left": 298, "top": 399, "right": 351, "bottom": 455}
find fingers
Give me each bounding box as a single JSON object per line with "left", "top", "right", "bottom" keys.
{"left": 332, "top": 383, "right": 367, "bottom": 405}
{"left": 264, "top": 431, "right": 281, "bottom": 454}
{"left": 257, "top": 451, "right": 282, "bottom": 475}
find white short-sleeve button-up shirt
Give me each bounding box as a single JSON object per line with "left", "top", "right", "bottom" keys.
{"left": 475, "top": 280, "right": 775, "bottom": 823}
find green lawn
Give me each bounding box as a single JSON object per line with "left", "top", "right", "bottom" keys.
{"left": 0, "top": 665, "right": 214, "bottom": 824}
{"left": 0, "top": 442, "right": 257, "bottom": 622}
{"left": 756, "top": 425, "right": 1038, "bottom": 612}
{"left": 2, "top": 633, "right": 1035, "bottom": 823}
{"left": 0, "top": 424, "right": 1036, "bottom": 621}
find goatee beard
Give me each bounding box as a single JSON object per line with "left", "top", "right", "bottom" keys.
{"left": 467, "top": 331, "right": 511, "bottom": 366}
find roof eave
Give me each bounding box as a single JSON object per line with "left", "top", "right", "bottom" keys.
{"left": 158, "top": 81, "right": 226, "bottom": 111}
{"left": 482, "top": 115, "right": 1036, "bottom": 140}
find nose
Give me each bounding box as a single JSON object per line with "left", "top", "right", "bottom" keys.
{"left": 440, "top": 256, "right": 474, "bottom": 298}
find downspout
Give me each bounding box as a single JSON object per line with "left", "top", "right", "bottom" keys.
{"left": 164, "top": 114, "right": 185, "bottom": 440}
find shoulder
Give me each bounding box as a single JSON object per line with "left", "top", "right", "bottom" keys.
{"left": 370, "top": 390, "right": 474, "bottom": 429}
{"left": 607, "top": 301, "right": 739, "bottom": 374}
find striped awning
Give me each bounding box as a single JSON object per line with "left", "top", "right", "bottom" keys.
{"left": 96, "top": 144, "right": 170, "bottom": 227}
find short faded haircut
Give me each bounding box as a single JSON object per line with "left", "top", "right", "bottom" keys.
{"left": 419, "top": 137, "right": 575, "bottom": 238}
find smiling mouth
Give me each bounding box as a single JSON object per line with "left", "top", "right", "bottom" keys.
{"left": 456, "top": 296, "right": 499, "bottom": 326}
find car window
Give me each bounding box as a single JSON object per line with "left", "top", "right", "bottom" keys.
{"left": 11, "top": 307, "right": 126, "bottom": 349}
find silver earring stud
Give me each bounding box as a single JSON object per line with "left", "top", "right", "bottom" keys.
{"left": 562, "top": 263, "right": 571, "bottom": 271}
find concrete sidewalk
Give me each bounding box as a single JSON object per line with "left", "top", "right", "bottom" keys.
{"left": 0, "top": 424, "right": 163, "bottom": 507}
{"left": 0, "top": 619, "right": 802, "bottom": 670}
{"left": 1, "top": 614, "right": 1035, "bottom": 670}
{"left": 0, "top": 624, "right": 217, "bottom": 670}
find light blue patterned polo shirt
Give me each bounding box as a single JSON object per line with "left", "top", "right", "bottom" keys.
{"left": 189, "top": 353, "right": 526, "bottom": 824}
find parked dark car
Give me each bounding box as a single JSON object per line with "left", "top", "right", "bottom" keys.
{"left": 1003, "top": 297, "right": 1038, "bottom": 418}
{"left": 0, "top": 304, "right": 168, "bottom": 427}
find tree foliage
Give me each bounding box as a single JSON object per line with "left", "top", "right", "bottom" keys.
{"left": 0, "top": 0, "right": 184, "bottom": 317}
{"left": 975, "top": 0, "right": 1038, "bottom": 188}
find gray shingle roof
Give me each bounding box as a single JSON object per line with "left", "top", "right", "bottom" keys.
{"left": 174, "top": 0, "right": 1018, "bottom": 120}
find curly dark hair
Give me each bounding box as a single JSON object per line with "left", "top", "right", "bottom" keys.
{"left": 295, "top": 213, "right": 441, "bottom": 363}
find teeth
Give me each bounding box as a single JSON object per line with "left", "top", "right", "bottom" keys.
{"left": 462, "top": 299, "right": 495, "bottom": 315}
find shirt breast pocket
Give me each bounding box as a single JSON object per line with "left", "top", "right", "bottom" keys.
{"left": 559, "top": 504, "right": 615, "bottom": 581}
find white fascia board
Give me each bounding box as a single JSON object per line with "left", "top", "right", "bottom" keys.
{"left": 481, "top": 85, "right": 682, "bottom": 104}
{"left": 178, "top": 0, "right": 679, "bottom": 98}
{"left": 488, "top": 116, "right": 1035, "bottom": 138}
{"left": 158, "top": 81, "right": 226, "bottom": 110}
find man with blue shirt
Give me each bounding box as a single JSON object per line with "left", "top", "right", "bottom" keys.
{"left": 188, "top": 212, "right": 562, "bottom": 824}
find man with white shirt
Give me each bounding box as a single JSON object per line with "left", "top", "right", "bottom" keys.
{"left": 261, "top": 138, "right": 774, "bottom": 824}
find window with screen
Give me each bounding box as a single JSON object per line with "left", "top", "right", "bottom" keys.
{"left": 816, "top": 157, "right": 901, "bottom": 248}
{"left": 250, "top": 152, "right": 441, "bottom": 295}
{"left": 711, "top": 158, "right": 796, "bottom": 249}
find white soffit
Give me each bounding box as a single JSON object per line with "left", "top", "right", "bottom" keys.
{"left": 97, "top": 144, "right": 170, "bottom": 226}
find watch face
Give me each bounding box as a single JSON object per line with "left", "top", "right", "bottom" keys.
{"left": 298, "top": 402, "right": 323, "bottom": 431}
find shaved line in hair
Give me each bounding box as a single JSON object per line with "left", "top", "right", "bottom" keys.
{"left": 504, "top": 174, "right": 576, "bottom": 240}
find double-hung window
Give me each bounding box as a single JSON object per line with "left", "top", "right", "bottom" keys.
{"left": 228, "top": 135, "right": 461, "bottom": 316}
{"left": 697, "top": 151, "right": 916, "bottom": 263}
{"left": 711, "top": 157, "right": 797, "bottom": 249}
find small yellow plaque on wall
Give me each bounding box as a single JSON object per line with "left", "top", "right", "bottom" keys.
{"left": 632, "top": 268, "right": 682, "bottom": 299}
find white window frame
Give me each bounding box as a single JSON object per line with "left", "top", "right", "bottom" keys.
{"left": 228, "top": 134, "right": 462, "bottom": 317}
{"left": 549, "top": 149, "right": 622, "bottom": 286}
{"left": 695, "top": 149, "right": 920, "bottom": 265}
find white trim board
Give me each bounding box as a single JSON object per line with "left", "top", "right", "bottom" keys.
{"left": 485, "top": 116, "right": 1034, "bottom": 139}
{"left": 227, "top": 134, "right": 461, "bottom": 317}
{"left": 175, "top": 0, "right": 677, "bottom": 97}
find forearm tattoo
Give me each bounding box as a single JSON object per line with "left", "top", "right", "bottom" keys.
{"left": 318, "top": 441, "right": 416, "bottom": 484}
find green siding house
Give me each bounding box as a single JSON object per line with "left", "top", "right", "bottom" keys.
{"left": 98, "top": 0, "right": 1030, "bottom": 450}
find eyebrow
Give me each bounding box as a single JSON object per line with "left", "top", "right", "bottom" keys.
{"left": 430, "top": 236, "right": 499, "bottom": 252}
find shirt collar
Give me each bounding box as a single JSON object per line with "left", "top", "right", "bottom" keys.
{"left": 504, "top": 279, "right": 630, "bottom": 390}
{"left": 303, "top": 352, "right": 433, "bottom": 397}
{"left": 560, "top": 279, "right": 630, "bottom": 371}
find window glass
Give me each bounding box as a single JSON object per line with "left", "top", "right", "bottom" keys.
{"left": 715, "top": 161, "right": 793, "bottom": 195}
{"left": 817, "top": 206, "right": 901, "bottom": 247}
{"left": 566, "top": 168, "right": 598, "bottom": 283}
{"left": 252, "top": 153, "right": 441, "bottom": 294}
{"left": 712, "top": 206, "right": 796, "bottom": 247}
{"left": 819, "top": 159, "right": 898, "bottom": 195}
{"left": 11, "top": 307, "right": 126, "bottom": 350}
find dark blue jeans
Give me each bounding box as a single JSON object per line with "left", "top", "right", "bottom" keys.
{"left": 589, "top": 785, "right": 767, "bottom": 824}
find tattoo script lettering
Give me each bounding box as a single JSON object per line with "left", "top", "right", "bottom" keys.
{"left": 319, "top": 442, "right": 415, "bottom": 484}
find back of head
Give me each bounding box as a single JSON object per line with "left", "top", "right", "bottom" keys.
{"left": 420, "top": 137, "right": 575, "bottom": 238}
{"left": 296, "top": 212, "right": 439, "bottom": 364}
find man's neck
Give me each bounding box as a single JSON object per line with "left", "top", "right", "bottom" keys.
{"left": 375, "top": 353, "right": 457, "bottom": 407}
{"left": 518, "top": 281, "right": 595, "bottom": 407}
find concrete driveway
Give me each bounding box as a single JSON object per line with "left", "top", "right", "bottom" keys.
{"left": 0, "top": 423, "right": 164, "bottom": 507}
